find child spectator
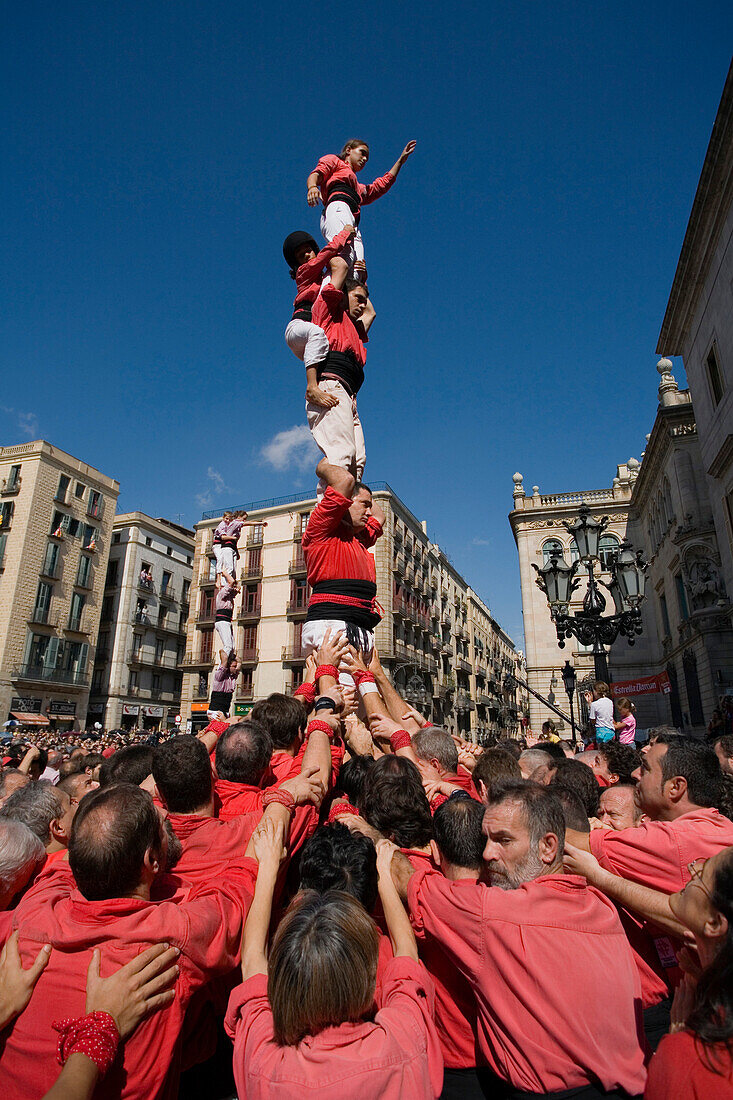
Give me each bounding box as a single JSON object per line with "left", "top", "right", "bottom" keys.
{"left": 585, "top": 681, "right": 615, "bottom": 744}
{"left": 614, "top": 698, "right": 637, "bottom": 745}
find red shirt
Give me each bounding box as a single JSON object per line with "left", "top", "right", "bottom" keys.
{"left": 0, "top": 858, "right": 257, "bottom": 1100}
{"left": 408, "top": 870, "right": 647, "bottom": 1095}
{"left": 224, "top": 955, "right": 443, "bottom": 1100}
{"left": 302, "top": 487, "right": 382, "bottom": 586}
{"left": 312, "top": 153, "right": 395, "bottom": 214}
{"left": 293, "top": 226, "right": 355, "bottom": 309}
{"left": 645, "top": 1029, "right": 733, "bottom": 1099}
{"left": 169, "top": 813, "right": 260, "bottom": 889}
{"left": 311, "top": 281, "right": 366, "bottom": 365}
{"left": 214, "top": 778, "right": 318, "bottom": 854}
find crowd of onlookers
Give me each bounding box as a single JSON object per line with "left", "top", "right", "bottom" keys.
{"left": 0, "top": 651, "right": 732, "bottom": 1099}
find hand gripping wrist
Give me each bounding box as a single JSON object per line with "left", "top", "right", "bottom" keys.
{"left": 53, "top": 1011, "right": 120, "bottom": 1075}
{"left": 327, "top": 801, "right": 360, "bottom": 824}
{"left": 294, "top": 682, "right": 317, "bottom": 706}
{"left": 351, "top": 669, "right": 375, "bottom": 688}
{"left": 389, "top": 729, "right": 412, "bottom": 752}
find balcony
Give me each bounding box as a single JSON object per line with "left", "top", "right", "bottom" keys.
{"left": 154, "top": 615, "right": 182, "bottom": 636}
{"left": 457, "top": 657, "right": 472, "bottom": 674}
{"left": 66, "top": 615, "right": 90, "bottom": 635}
{"left": 159, "top": 586, "right": 177, "bottom": 603}
{"left": 282, "top": 645, "right": 308, "bottom": 665}
{"left": 242, "top": 563, "right": 263, "bottom": 580}
{"left": 246, "top": 532, "right": 264, "bottom": 548}
{"left": 29, "top": 607, "right": 57, "bottom": 627}
{"left": 13, "top": 663, "right": 89, "bottom": 688}
{"left": 477, "top": 692, "right": 492, "bottom": 707}
{"left": 128, "top": 649, "right": 180, "bottom": 670}
{"left": 196, "top": 609, "right": 215, "bottom": 626}
{"left": 442, "top": 643, "right": 453, "bottom": 657}
{"left": 239, "top": 647, "right": 259, "bottom": 666}
{"left": 289, "top": 550, "right": 307, "bottom": 576}
{"left": 238, "top": 602, "right": 262, "bottom": 622}
{"left": 393, "top": 527, "right": 403, "bottom": 544}
{"left": 286, "top": 598, "right": 309, "bottom": 619}
{"left": 1, "top": 476, "right": 21, "bottom": 496}
{"left": 198, "top": 573, "right": 216, "bottom": 589}
{"left": 392, "top": 552, "right": 407, "bottom": 575}
{"left": 179, "top": 653, "right": 214, "bottom": 669}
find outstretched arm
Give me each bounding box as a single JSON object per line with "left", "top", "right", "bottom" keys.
{"left": 387, "top": 140, "right": 417, "bottom": 180}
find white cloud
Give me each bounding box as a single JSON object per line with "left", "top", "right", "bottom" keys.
{"left": 195, "top": 467, "right": 231, "bottom": 510}
{"left": 471, "top": 537, "right": 492, "bottom": 547}
{"left": 1, "top": 406, "right": 39, "bottom": 439}
{"left": 260, "top": 425, "right": 319, "bottom": 473}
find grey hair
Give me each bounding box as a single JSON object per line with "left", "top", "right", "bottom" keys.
{"left": 412, "top": 727, "right": 459, "bottom": 773}
{"left": 518, "top": 749, "right": 553, "bottom": 770}
{"left": 0, "top": 818, "right": 46, "bottom": 885}
{"left": 0, "top": 782, "right": 65, "bottom": 845}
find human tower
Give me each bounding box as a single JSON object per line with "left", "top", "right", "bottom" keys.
{"left": 209, "top": 138, "right": 417, "bottom": 713}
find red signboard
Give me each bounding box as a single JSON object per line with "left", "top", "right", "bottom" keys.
{"left": 610, "top": 673, "right": 671, "bottom": 698}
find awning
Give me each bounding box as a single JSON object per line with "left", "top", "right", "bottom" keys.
{"left": 50, "top": 715, "right": 74, "bottom": 722}
{"left": 10, "top": 712, "right": 49, "bottom": 726}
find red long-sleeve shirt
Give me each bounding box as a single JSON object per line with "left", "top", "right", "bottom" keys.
{"left": 292, "top": 226, "right": 355, "bottom": 311}
{"left": 312, "top": 153, "right": 396, "bottom": 214}
{"left": 310, "top": 281, "right": 366, "bottom": 365}
{"left": 0, "top": 858, "right": 257, "bottom": 1100}
{"left": 302, "top": 487, "right": 382, "bottom": 586}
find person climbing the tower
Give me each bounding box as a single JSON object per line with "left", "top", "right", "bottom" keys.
{"left": 212, "top": 511, "right": 265, "bottom": 585}
{"left": 306, "top": 139, "right": 416, "bottom": 281}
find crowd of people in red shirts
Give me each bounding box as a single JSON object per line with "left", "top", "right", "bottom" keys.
{"left": 0, "top": 636, "right": 733, "bottom": 1100}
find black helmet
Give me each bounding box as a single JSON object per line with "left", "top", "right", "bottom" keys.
{"left": 283, "top": 230, "right": 318, "bottom": 270}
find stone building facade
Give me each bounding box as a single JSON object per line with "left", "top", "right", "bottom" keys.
{"left": 0, "top": 440, "right": 118, "bottom": 732}
{"left": 180, "top": 484, "right": 527, "bottom": 739}
{"left": 88, "top": 513, "right": 194, "bottom": 732}
{"left": 657, "top": 60, "right": 733, "bottom": 630}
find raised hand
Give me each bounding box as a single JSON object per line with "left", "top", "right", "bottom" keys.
{"left": 252, "top": 816, "right": 286, "bottom": 870}
{"left": 316, "top": 627, "right": 349, "bottom": 670}
{"left": 400, "top": 140, "right": 417, "bottom": 162}
{"left": 280, "top": 763, "right": 327, "bottom": 807}
{"left": 341, "top": 645, "right": 369, "bottom": 675}
{"left": 376, "top": 838, "right": 399, "bottom": 881}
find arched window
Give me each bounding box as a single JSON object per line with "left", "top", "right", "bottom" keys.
{"left": 568, "top": 539, "right": 587, "bottom": 573}
{"left": 663, "top": 478, "right": 673, "bottom": 525}
{"left": 542, "top": 538, "right": 564, "bottom": 565}
{"left": 659, "top": 491, "right": 668, "bottom": 528}
{"left": 598, "top": 534, "right": 620, "bottom": 571}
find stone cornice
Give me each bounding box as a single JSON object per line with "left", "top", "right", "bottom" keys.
{"left": 657, "top": 60, "right": 733, "bottom": 355}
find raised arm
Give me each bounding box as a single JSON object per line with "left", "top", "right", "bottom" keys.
{"left": 376, "top": 841, "right": 418, "bottom": 960}
{"left": 386, "top": 140, "right": 417, "bottom": 180}
{"left": 241, "top": 818, "right": 286, "bottom": 980}
{"left": 315, "top": 458, "right": 355, "bottom": 499}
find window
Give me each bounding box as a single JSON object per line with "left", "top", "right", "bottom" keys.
{"left": 61, "top": 640, "right": 88, "bottom": 674}
{"left": 5, "top": 465, "right": 21, "bottom": 491}
{"left": 33, "top": 582, "right": 53, "bottom": 623}
{"left": 101, "top": 595, "right": 114, "bottom": 622}
{"left": 152, "top": 674, "right": 161, "bottom": 695}
{"left": 69, "top": 592, "right": 86, "bottom": 630}
{"left": 166, "top": 546, "right": 172, "bottom": 557}
{"left": 91, "top": 669, "right": 103, "bottom": 692}
{"left": 55, "top": 475, "right": 70, "bottom": 503}
{"left": 675, "top": 573, "right": 690, "bottom": 621}
{"left": 161, "top": 571, "right": 172, "bottom": 595}
{"left": 51, "top": 512, "right": 81, "bottom": 538}
{"left": 76, "top": 555, "right": 92, "bottom": 589}
{"left": 97, "top": 632, "right": 110, "bottom": 658}
{"left": 240, "top": 668, "right": 254, "bottom": 696}
{"left": 106, "top": 559, "right": 119, "bottom": 587}
{"left": 75, "top": 482, "right": 86, "bottom": 499}
{"left": 28, "top": 633, "right": 55, "bottom": 670}
{"left": 290, "top": 578, "right": 308, "bottom": 610}
{"left": 0, "top": 501, "right": 13, "bottom": 527}
{"left": 241, "top": 625, "right": 257, "bottom": 655}
{"left": 43, "top": 542, "right": 60, "bottom": 579}
{"left": 598, "top": 535, "right": 620, "bottom": 571}
{"left": 112, "top": 532, "right": 121, "bottom": 544}
{"left": 129, "top": 671, "right": 139, "bottom": 692}
{"left": 659, "top": 591, "right": 671, "bottom": 637}
{"left": 132, "top": 633, "right": 143, "bottom": 656}
{"left": 200, "top": 592, "right": 214, "bottom": 619}
{"left": 83, "top": 525, "right": 97, "bottom": 549}
{"left": 145, "top": 537, "right": 152, "bottom": 547}
{"left": 87, "top": 490, "right": 103, "bottom": 519}
{"left": 244, "top": 584, "right": 260, "bottom": 613}
{"left": 182, "top": 580, "right": 190, "bottom": 604}
{"left": 199, "top": 630, "right": 214, "bottom": 662}
{"left": 542, "top": 538, "right": 564, "bottom": 565}
{"left": 706, "top": 342, "right": 725, "bottom": 407}
{"left": 158, "top": 605, "right": 168, "bottom": 629}
{"left": 154, "top": 639, "right": 165, "bottom": 664}
{"left": 185, "top": 555, "right": 191, "bottom": 566}
{"left": 0, "top": 533, "right": 6, "bottom": 569}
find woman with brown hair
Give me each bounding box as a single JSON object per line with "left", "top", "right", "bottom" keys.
{"left": 225, "top": 818, "right": 443, "bottom": 1099}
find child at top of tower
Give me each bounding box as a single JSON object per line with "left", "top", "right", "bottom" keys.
{"left": 282, "top": 225, "right": 355, "bottom": 410}
{"left": 306, "top": 139, "right": 416, "bottom": 281}
{"left": 212, "top": 511, "right": 265, "bottom": 586}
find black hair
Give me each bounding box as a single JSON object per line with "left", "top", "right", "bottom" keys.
{"left": 337, "top": 754, "right": 376, "bottom": 810}
{"left": 70, "top": 784, "right": 162, "bottom": 901}
{"left": 433, "top": 795, "right": 485, "bottom": 870}
{"left": 299, "top": 823, "right": 378, "bottom": 911}
{"left": 687, "top": 848, "right": 733, "bottom": 1069}
{"left": 553, "top": 785, "right": 590, "bottom": 833}
{"left": 250, "top": 694, "right": 306, "bottom": 751}
{"left": 99, "top": 745, "right": 154, "bottom": 788}
{"left": 487, "top": 779, "right": 566, "bottom": 851}
{"left": 549, "top": 759, "right": 600, "bottom": 818}
{"left": 360, "top": 755, "right": 433, "bottom": 849}
{"left": 215, "top": 720, "right": 273, "bottom": 785}
{"left": 598, "top": 742, "right": 640, "bottom": 782}
{"left": 656, "top": 736, "right": 722, "bottom": 809}
{"left": 152, "top": 736, "right": 213, "bottom": 813}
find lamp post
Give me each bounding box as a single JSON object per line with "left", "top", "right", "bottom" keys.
{"left": 532, "top": 505, "right": 647, "bottom": 683}
{"left": 561, "top": 660, "right": 578, "bottom": 745}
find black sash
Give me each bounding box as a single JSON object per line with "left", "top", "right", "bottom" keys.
{"left": 317, "top": 350, "right": 364, "bottom": 397}
{"left": 209, "top": 690, "right": 232, "bottom": 715}
{"left": 215, "top": 609, "right": 233, "bottom": 622}
{"left": 307, "top": 579, "right": 380, "bottom": 631}
{"left": 325, "top": 180, "right": 361, "bottom": 217}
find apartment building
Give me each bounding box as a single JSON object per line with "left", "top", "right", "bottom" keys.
{"left": 180, "top": 484, "right": 526, "bottom": 739}
{"left": 0, "top": 440, "right": 118, "bottom": 732}
{"left": 88, "top": 513, "right": 194, "bottom": 732}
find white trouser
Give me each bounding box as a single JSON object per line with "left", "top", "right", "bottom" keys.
{"left": 301, "top": 619, "right": 375, "bottom": 686}
{"left": 284, "top": 318, "right": 330, "bottom": 369}
{"left": 213, "top": 545, "right": 236, "bottom": 579}
{"left": 321, "top": 201, "right": 365, "bottom": 278}
{"left": 215, "top": 619, "right": 234, "bottom": 655}
{"left": 307, "top": 379, "right": 366, "bottom": 498}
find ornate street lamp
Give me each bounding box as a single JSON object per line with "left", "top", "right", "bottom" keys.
{"left": 561, "top": 660, "right": 578, "bottom": 744}
{"left": 533, "top": 506, "right": 647, "bottom": 683}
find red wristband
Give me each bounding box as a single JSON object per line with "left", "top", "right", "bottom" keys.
{"left": 307, "top": 718, "right": 335, "bottom": 742}
{"left": 53, "top": 1011, "right": 120, "bottom": 1075}
{"left": 423, "top": 721, "right": 433, "bottom": 728}
{"left": 294, "top": 682, "right": 317, "bottom": 705}
{"left": 262, "top": 787, "right": 296, "bottom": 813}
{"left": 327, "top": 801, "right": 360, "bottom": 823}
{"left": 315, "top": 664, "right": 339, "bottom": 682}
{"left": 203, "top": 719, "right": 228, "bottom": 736}
{"left": 390, "top": 729, "right": 412, "bottom": 752}
{"left": 351, "top": 669, "right": 376, "bottom": 687}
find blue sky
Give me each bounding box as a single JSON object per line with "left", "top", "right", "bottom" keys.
{"left": 2, "top": 3, "right": 731, "bottom": 647}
